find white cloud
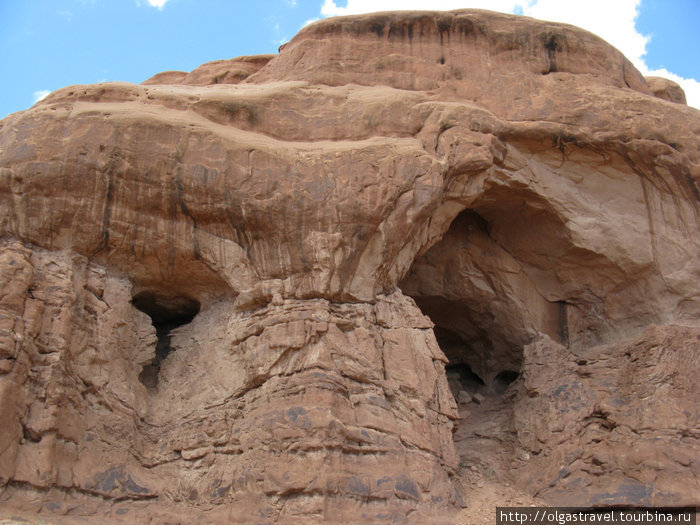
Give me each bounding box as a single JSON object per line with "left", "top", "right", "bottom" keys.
{"left": 303, "top": 17, "right": 320, "bottom": 27}
{"left": 58, "top": 10, "right": 74, "bottom": 22}
{"left": 147, "top": 0, "right": 169, "bottom": 9}
{"left": 321, "top": 0, "right": 525, "bottom": 17}
{"left": 274, "top": 37, "right": 290, "bottom": 48}
{"left": 317, "top": 0, "right": 699, "bottom": 108}
{"left": 33, "top": 90, "right": 51, "bottom": 103}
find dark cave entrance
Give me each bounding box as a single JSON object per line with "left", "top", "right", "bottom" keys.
{"left": 399, "top": 211, "right": 532, "bottom": 398}
{"left": 132, "top": 291, "right": 200, "bottom": 391}
{"left": 399, "top": 209, "right": 541, "bottom": 475}
{"left": 400, "top": 205, "right": 567, "bottom": 396}
{"left": 433, "top": 324, "right": 520, "bottom": 402}
{"left": 435, "top": 326, "right": 490, "bottom": 401}
{"left": 493, "top": 370, "right": 520, "bottom": 394}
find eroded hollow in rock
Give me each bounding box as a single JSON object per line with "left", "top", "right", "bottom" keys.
{"left": 132, "top": 291, "right": 200, "bottom": 390}
{"left": 445, "top": 360, "right": 485, "bottom": 401}
{"left": 400, "top": 211, "right": 532, "bottom": 392}
{"left": 400, "top": 209, "right": 530, "bottom": 478}
{"left": 493, "top": 370, "right": 520, "bottom": 394}
{"left": 433, "top": 324, "right": 520, "bottom": 400}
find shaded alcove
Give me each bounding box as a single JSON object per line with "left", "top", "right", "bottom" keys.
{"left": 399, "top": 210, "right": 537, "bottom": 393}
{"left": 132, "top": 291, "right": 201, "bottom": 390}
{"left": 435, "top": 325, "right": 517, "bottom": 399}
{"left": 493, "top": 370, "right": 519, "bottom": 395}
{"left": 399, "top": 209, "right": 541, "bottom": 485}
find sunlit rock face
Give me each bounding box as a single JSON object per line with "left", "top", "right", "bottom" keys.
{"left": 0, "top": 9, "right": 698, "bottom": 523}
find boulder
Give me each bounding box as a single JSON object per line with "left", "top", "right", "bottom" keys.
{"left": 645, "top": 76, "right": 687, "bottom": 105}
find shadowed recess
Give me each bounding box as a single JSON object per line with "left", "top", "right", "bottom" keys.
{"left": 132, "top": 291, "right": 200, "bottom": 390}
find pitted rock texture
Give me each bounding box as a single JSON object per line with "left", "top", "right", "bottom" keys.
{"left": 0, "top": 9, "right": 698, "bottom": 524}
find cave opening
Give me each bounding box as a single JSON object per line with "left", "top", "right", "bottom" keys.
{"left": 432, "top": 324, "right": 520, "bottom": 401}
{"left": 399, "top": 209, "right": 533, "bottom": 477}
{"left": 132, "top": 291, "right": 200, "bottom": 390}
{"left": 400, "top": 211, "right": 529, "bottom": 396}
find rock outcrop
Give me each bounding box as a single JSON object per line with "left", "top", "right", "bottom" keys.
{"left": 142, "top": 54, "right": 275, "bottom": 86}
{"left": 646, "top": 76, "right": 688, "bottom": 105}
{"left": 0, "top": 9, "right": 698, "bottom": 524}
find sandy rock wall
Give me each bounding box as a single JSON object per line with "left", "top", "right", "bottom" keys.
{"left": 514, "top": 325, "right": 699, "bottom": 507}
{"left": 252, "top": 10, "right": 652, "bottom": 114}
{"left": 0, "top": 250, "right": 459, "bottom": 521}
{"left": 0, "top": 8, "right": 698, "bottom": 523}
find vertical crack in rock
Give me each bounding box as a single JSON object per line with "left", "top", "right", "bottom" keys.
{"left": 556, "top": 300, "right": 570, "bottom": 348}
{"left": 131, "top": 291, "right": 200, "bottom": 391}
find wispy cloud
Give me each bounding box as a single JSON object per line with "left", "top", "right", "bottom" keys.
{"left": 33, "top": 90, "right": 51, "bottom": 104}
{"left": 317, "top": 0, "right": 699, "bottom": 108}
{"left": 320, "top": 0, "right": 525, "bottom": 17}
{"left": 274, "top": 37, "right": 290, "bottom": 48}
{"left": 147, "top": 0, "right": 170, "bottom": 10}
{"left": 285, "top": 0, "right": 298, "bottom": 7}
{"left": 269, "top": 15, "right": 284, "bottom": 47}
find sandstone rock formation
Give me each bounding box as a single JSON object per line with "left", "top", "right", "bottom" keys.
{"left": 0, "top": 9, "right": 698, "bottom": 524}
{"left": 645, "top": 76, "right": 688, "bottom": 105}
{"left": 142, "top": 54, "right": 275, "bottom": 87}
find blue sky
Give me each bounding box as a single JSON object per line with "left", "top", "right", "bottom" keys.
{"left": 1, "top": 0, "right": 698, "bottom": 119}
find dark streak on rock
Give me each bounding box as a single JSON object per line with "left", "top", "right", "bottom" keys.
{"left": 543, "top": 33, "right": 562, "bottom": 74}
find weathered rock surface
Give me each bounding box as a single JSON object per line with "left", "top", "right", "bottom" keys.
{"left": 0, "top": 9, "right": 698, "bottom": 523}
{"left": 646, "top": 76, "right": 688, "bottom": 105}
{"left": 514, "top": 325, "right": 699, "bottom": 507}
{"left": 143, "top": 54, "right": 275, "bottom": 86}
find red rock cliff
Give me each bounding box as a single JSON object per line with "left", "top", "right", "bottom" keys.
{"left": 0, "top": 9, "right": 698, "bottom": 524}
